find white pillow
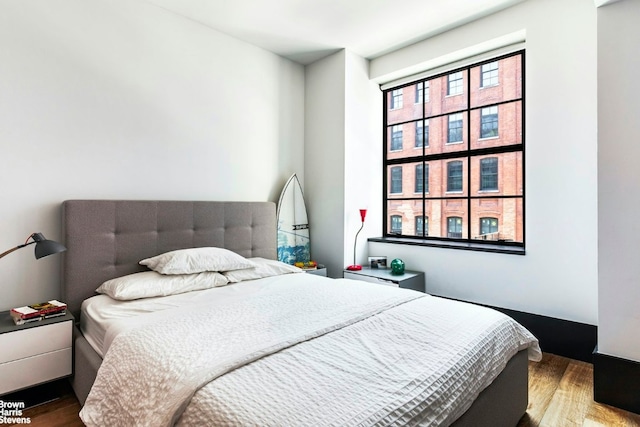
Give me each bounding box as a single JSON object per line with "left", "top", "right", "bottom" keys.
{"left": 96, "top": 270, "right": 229, "bottom": 300}
{"left": 223, "top": 257, "right": 303, "bottom": 283}
{"left": 139, "top": 247, "right": 256, "bottom": 275}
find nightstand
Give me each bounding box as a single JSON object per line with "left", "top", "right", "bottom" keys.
{"left": 305, "top": 264, "right": 327, "bottom": 277}
{"left": 0, "top": 311, "right": 73, "bottom": 395}
{"left": 343, "top": 267, "right": 425, "bottom": 293}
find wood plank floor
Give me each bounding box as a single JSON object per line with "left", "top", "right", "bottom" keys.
{"left": 517, "top": 353, "right": 640, "bottom": 427}
{"left": 8, "top": 353, "right": 640, "bottom": 426}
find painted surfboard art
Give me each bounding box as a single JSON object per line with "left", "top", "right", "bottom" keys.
{"left": 276, "top": 174, "right": 311, "bottom": 264}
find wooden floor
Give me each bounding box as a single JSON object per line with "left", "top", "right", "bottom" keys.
{"left": 8, "top": 353, "right": 640, "bottom": 426}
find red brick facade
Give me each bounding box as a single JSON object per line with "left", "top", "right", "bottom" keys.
{"left": 384, "top": 53, "right": 523, "bottom": 243}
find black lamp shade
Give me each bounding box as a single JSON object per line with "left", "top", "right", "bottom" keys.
{"left": 32, "top": 233, "right": 67, "bottom": 259}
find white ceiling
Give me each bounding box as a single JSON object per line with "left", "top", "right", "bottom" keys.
{"left": 143, "top": 0, "right": 526, "bottom": 65}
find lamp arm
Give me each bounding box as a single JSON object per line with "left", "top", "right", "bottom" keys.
{"left": 352, "top": 221, "right": 365, "bottom": 266}
{"left": 0, "top": 242, "right": 33, "bottom": 260}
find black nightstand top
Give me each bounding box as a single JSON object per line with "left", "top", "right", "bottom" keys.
{"left": 0, "top": 310, "right": 74, "bottom": 335}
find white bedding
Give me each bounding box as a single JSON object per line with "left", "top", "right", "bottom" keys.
{"left": 80, "top": 273, "right": 541, "bottom": 427}
{"left": 81, "top": 277, "right": 281, "bottom": 357}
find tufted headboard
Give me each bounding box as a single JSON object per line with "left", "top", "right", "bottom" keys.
{"left": 61, "top": 200, "right": 277, "bottom": 319}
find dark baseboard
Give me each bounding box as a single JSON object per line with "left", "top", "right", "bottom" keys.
{"left": 593, "top": 350, "right": 640, "bottom": 415}
{"left": 490, "top": 306, "right": 597, "bottom": 363}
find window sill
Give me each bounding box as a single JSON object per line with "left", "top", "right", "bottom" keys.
{"left": 368, "top": 236, "right": 525, "bottom": 255}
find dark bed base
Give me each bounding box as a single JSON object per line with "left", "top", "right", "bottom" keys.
{"left": 71, "top": 329, "right": 528, "bottom": 425}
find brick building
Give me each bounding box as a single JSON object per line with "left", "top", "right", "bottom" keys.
{"left": 384, "top": 53, "right": 523, "bottom": 243}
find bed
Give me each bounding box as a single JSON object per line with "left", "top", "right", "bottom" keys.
{"left": 61, "top": 200, "right": 541, "bottom": 426}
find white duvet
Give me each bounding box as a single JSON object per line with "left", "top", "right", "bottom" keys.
{"left": 80, "top": 273, "right": 541, "bottom": 427}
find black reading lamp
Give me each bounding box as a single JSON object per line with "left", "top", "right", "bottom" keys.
{"left": 0, "top": 232, "right": 67, "bottom": 261}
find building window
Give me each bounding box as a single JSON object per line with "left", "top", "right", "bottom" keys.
{"left": 415, "top": 163, "right": 429, "bottom": 193}
{"left": 415, "top": 121, "right": 429, "bottom": 148}
{"left": 480, "top": 157, "right": 498, "bottom": 191}
{"left": 447, "top": 161, "right": 463, "bottom": 192}
{"left": 481, "top": 62, "right": 499, "bottom": 87}
{"left": 447, "top": 217, "right": 463, "bottom": 238}
{"left": 448, "top": 113, "right": 463, "bottom": 143}
{"left": 390, "top": 89, "right": 403, "bottom": 109}
{"left": 416, "top": 216, "right": 428, "bottom": 236}
{"left": 480, "top": 217, "right": 499, "bottom": 238}
{"left": 383, "top": 50, "right": 524, "bottom": 249}
{"left": 391, "top": 125, "right": 403, "bottom": 150}
{"left": 390, "top": 166, "right": 402, "bottom": 194}
{"left": 480, "top": 106, "right": 498, "bottom": 138}
{"left": 448, "top": 72, "right": 463, "bottom": 96}
{"left": 391, "top": 215, "right": 403, "bottom": 234}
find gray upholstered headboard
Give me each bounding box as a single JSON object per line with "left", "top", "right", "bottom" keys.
{"left": 61, "top": 200, "right": 277, "bottom": 319}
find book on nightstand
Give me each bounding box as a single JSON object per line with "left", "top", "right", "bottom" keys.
{"left": 10, "top": 300, "right": 67, "bottom": 325}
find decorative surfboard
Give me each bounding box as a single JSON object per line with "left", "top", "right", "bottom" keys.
{"left": 277, "top": 174, "right": 311, "bottom": 264}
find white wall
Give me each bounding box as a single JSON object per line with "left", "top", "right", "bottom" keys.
{"left": 366, "top": 0, "right": 599, "bottom": 325}
{"left": 597, "top": 0, "right": 640, "bottom": 361}
{"left": 304, "top": 50, "right": 381, "bottom": 277}
{"left": 304, "top": 51, "right": 346, "bottom": 277}
{"left": 0, "top": 0, "right": 305, "bottom": 311}
{"left": 343, "top": 51, "right": 382, "bottom": 270}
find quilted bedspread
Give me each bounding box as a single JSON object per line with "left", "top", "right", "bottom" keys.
{"left": 79, "top": 274, "right": 541, "bottom": 427}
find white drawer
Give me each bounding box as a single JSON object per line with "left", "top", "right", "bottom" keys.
{"left": 0, "top": 347, "right": 72, "bottom": 395}
{"left": 0, "top": 320, "right": 72, "bottom": 364}
{"left": 343, "top": 272, "right": 400, "bottom": 287}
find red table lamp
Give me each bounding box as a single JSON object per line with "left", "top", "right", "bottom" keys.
{"left": 346, "top": 209, "right": 367, "bottom": 271}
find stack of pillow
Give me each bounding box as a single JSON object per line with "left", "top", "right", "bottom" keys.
{"left": 96, "top": 247, "right": 303, "bottom": 301}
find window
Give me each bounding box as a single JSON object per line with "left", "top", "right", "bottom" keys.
{"left": 391, "top": 125, "right": 403, "bottom": 150}
{"left": 447, "top": 217, "right": 463, "bottom": 238}
{"left": 447, "top": 161, "right": 463, "bottom": 192}
{"left": 480, "top": 157, "right": 498, "bottom": 191}
{"left": 416, "top": 216, "right": 428, "bottom": 236}
{"left": 481, "top": 62, "right": 499, "bottom": 87}
{"left": 383, "top": 51, "right": 524, "bottom": 250}
{"left": 480, "top": 106, "right": 498, "bottom": 138}
{"left": 390, "top": 89, "right": 403, "bottom": 109}
{"left": 448, "top": 72, "right": 463, "bottom": 96}
{"left": 417, "top": 81, "right": 430, "bottom": 103}
{"left": 415, "top": 120, "right": 430, "bottom": 147}
{"left": 448, "top": 113, "right": 463, "bottom": 143}
{"left": 480, "top": 217, "right": 498, "bottom": 238}
{"left": 391, "top": 215, "right": 403, "bottom": 234}
{"left": 390, "top": 166, "right": 402, "bottom": 194}
{"left": 415, "top": 163, "right": 429, "bottom": 193}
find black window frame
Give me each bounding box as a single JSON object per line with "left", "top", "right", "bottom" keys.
{"left": 381, "top": 50, "right": 525, "bottom": 254}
